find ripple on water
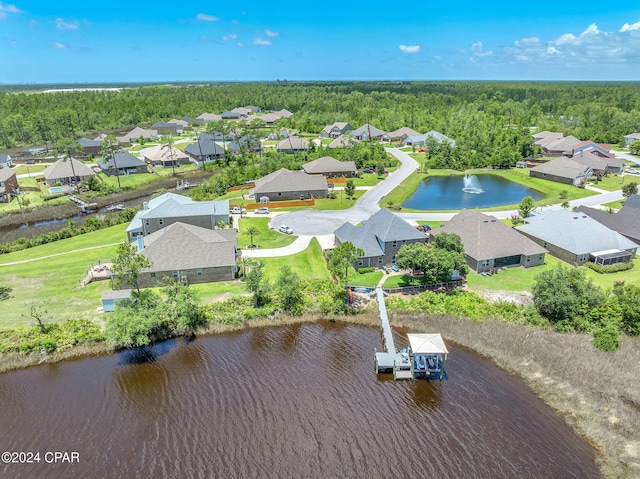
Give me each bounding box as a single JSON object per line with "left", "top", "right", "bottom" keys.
{"left": 0, "top": 322, "right": 599, "bottom": 479}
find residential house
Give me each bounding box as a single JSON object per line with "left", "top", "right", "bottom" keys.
{"left": 529, "top": 157, "right": 592, "bottom": 186}
{"left": 97, "top": 151, "right": 148, "bottom": 176}
{"left": 541, "top": 135, "right": 581, "bottom": 156}
{"left": 226, "top": 135, "right": 262, "bottom": 155}
{"left": 268, "top": 128, "right": 290, "bottom": 141}
{"left": 276, "top": 136, "right": 310, "bottom": 153}
{"left": 515, "top": 209, "right": 639, "bottom": 265}
{"left": 0, "top": 167, "right": 18, "bottom": 203}
{"left": 78, "top": 138, "right": 103, "bottom": 156}
{"left": 320, "top": 122, "right": 354, "bottom": 139}
{"left": 244, "top": 105, "right": 262, "bottom": 113}
{"left": 197, "top": 113, "right": 222, "bottom": 123}
{"left": 143, "top": 144, "right": 190, "bottom": 167}
{"left": 572, "top": 150, "right": 625, "bottom": 174}
{"left": 125, "top": 192, "right": 230, "bottom": 240}
{"left": 116, "top": 127, "right": 158, "bottom": 144}
{"left": 255, "top": 113, "right": 279, "bottom": 126}
{"left": 576, "top": 195, "right": 640, "bottom": 244}
{"left": 571, "top": 140, "right": 613, "bottom": 159}
{"left": 168, "top": 118, "right": 189, "bottom": 131}
{"left": 350, "top": 124, "right": 387, "bottom": 141}
{"left": 387, "top": 127, "right": 421, "bottom": 143}
{"left": 132, "top": 222, "right": 238, "bottom": 288}
{"left": 272, "top": 109, "right": 293, "bottom": 119}
{"left": 252, "top": 168, "right": 328, "bottom": 202}
{"left": 184, "top": 139, "right": 226, "bottom": 165}
{"left": 151, "top": 121, "right": 182, "bottom": 135}
{"left": 0, "top": 154, "right": 12, "bottom": 168}
{"left": 328, "top": 134, "right": 357, "bottom": 149}
{"left": 624, "top": 132, "right": 640, "bottom": 147}
{"left": 302, "top": 156, "right": 357, "bottom": 178}
{"left": 405, "top": 130, "right": 457, "bottom": 148}
{"left": 427, "top": 209, "right": 547, "bottom": 273}
{"left": 532, "top": 131, "right": 563, "bottom": 147}
{"left": 42, "top": 158, "right": 95, "bottom": 187}
{"left": 198, "top": 131, "right": 237, "bottom": 142}
{"left": 334, "top": 208, "right": 427, "bottom": 268}
{"left": 231, "top": 107, "right": 252, "bottom": 117}
{"left": 221, "top": 111, "right": 242, "bottom": 120}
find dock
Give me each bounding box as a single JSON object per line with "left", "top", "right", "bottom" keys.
{"left": 373, "top": 287, "right": 448, "bottom": 381}
{"left": 69, "top": 195, "right": 98, "bottom": 213}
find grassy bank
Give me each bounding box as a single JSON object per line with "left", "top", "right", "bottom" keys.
{"left": 389, "top": 312, "right": 640, "bottom": 479}
{"left": 382, "top": 168, "right": 597, "bottom": 212}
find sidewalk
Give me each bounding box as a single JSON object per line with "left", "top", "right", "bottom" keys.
{"left": 241, "top": 235, "right": 313, "bottom": 258}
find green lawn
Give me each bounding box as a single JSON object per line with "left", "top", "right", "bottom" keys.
{"left": 351, "top": 173, "right": 385, "bottom": 187}
{"left": 261, "top": 238, "right": 330, "bottom": 281}
{"left": 237, "top": 217, "right": 297, "bottom": 249}
{"left": 0, "top": 224, "right": 128, "bottom": 328}
{"left": 100, "top": 172, "right": 161, "bottom": 189}
{"left": 347, "top": 269, "right": 383, "bottom": 288}
{"left": 189, "top": 281, "right": 248, "bottom": 304}
{"left": 383, "top": 273, "right": 423, "bottom": 289}
{"left": 587, "top": 174, "right": 626, "bottom": 192}
{"left": 14, "top": 164, "right": 51, "bottom": 175}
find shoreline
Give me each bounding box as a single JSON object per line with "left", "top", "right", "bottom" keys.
{"left": 1, "top": 311, "right": 638, "bottom": 478}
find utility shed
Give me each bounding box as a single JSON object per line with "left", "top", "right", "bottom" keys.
{"left": 101, "top": 289, "right": 133, "bottom": 312}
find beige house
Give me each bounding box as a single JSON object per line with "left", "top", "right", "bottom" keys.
{"left": 277, "top": 136, "right": 309, "bottom": 153}
{"left": 42, "top": 158, "right": 95, "bottom": 187}
{"left": 252, "top": 168, "right": 328, "bottom": 202}
{"left": 302, "top": 156, "right": 357, "bottom": 178}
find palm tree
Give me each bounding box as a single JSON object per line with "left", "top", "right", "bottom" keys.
{"left": 161, "top": 134, "right": 177, "bottom": 175}
{"left": 55, "top": 138, "right": 83, "bottom": 192}
{"left": 236, "top": 256, "right": 256, "bottom": 279}
{"left": 244, "top": 225, "right": 260, "bottom": 248}
{"left": 216, "top": 219, "right": 227, "bottom": 229}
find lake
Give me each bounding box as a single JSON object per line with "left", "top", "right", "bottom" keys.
{"left": 0, "top": 322, "right": 599, "bottom": 479}
{"left": 402, "top": 174, "right": 544, "bottom": 210}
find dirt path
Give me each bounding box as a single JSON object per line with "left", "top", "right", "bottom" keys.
{"left": 0, "top": 243, "right": 123, "bottom": 266}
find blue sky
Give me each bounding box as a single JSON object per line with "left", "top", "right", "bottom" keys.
{"left": 1, "top": 1, "right": 640, "bottom": 83}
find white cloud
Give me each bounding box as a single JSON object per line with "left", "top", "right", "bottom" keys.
{"left": 0, "top": 3, "right": 21, "bottom": 20}
{"left": 52, "top": 41, "right": 67, "bottom": 49}
{"left": 399, "top": 44, "right": 421, "bottom": 54}
{"left": 253, "top": 38, "right": 272, "bottom": 46}
{"left": 237, "top": 42, "right": 244, "bottom": 47}
{"left": 196, "top": 13, "right": 218, "bottom": 22}
{"left": 471, "top": 41, "right": 493, "bottom": 57}
{"left": 56, "top": 18, "right": 79, "bottom": 30}
{"left": 582, "top": 23, "right": 600, "bottom": 36}
{"left": 222, "top": 33, "right": 237, "bottom": 41}
{"left": 265, "top": 28, "right": 279, "bottom": 37}
{"left": 555, "top": 33, "right": 578, "bottom": 46}
{"left": 620, "top": 21, "right": 640, "bottom": 32}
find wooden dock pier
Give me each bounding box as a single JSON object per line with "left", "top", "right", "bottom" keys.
{"left": 373, "top": 287, "right": 448, "bottom": 380}
{"left": 69, "top": 195, "right": 98, "bottom": 213}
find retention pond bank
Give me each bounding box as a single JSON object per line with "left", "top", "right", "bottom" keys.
{"left": 0, "top": 321, "right": 600, "bottom": 479}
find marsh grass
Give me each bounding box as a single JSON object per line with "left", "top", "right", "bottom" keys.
{"left": 390, "top": 312, "right": 640, "bottom": 479}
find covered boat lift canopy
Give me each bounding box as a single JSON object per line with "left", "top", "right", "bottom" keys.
{"left": 408, "top": 334, "right": 448, "bottom": 357}
{"left": 408, "top": 333, "right": 448, "bottom": 379}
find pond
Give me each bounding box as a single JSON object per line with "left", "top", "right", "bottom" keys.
{"left": 0, "top": 322, "right": 599, "bottom": 479}
{"left": 402, "top": 174, "right": 544, "bottom": 210}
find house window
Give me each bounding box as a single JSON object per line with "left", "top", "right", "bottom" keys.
{"left": 358, "top": 260, "right": 363, "bottom": 266}
{"left": 158, "top": 218, "right": 163, "bottom": 225}
{"left": 150, "top": 272, "right": 156, "bottom": 278}
{"left": 543, "top": 242, "right": 547, "bottom": 248}
{"left": 539, "top": 255, "right": 543, "bottom": 260}
{"left": 392, "top": 241, "right": 397, "bottom": 248}
{"left": 278, "top": 192, "right": 282, "bottom": 196}
{"left": 196, "top": 269, "right": 203, "bottom": 276}
{"left": 481, "top": 260, "right": 490, "bottom": 267}
{"left": 392, "top": 256, "right": 396, "bottom": 264}
{"left": 378, "top": 257, "right": 383, "bottom": 264}
{"left": 145, "top": 219, "right": 150, "bottom": 226}
{"left": 172, "top": 270, "right": 179, "bottom": 279}
{"left": 527, "top": 256, "right": 530, "bottom": 262}
{"left": 579, "top": 254, "right": 587, "bottom": 262}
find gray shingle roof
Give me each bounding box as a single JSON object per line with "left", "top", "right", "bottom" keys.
{"left": 515, "top": 210, "right": 640, "bottom": 255}
{"left": 276, "top": 136, "right": 309, "bottom": 151}
{"left": 253, "top": 168, "right": 327, "bottom": 195}
{"left": 350, "top": 123, "right": 387, "bottom": 139}
{"left": 387, "top": 127, "right": 420, "bottom": 138}
{"left": 577, "top": 197, "right": 640, "bottom": 242}
{"left": 543, "top": 135, "right": 581, "bottom": 152}
{"left": 334, "top": 209, "right": 425, "bottom": 258}
{"left": 302, "top": 156, "right": 356, "bottom": 175}
{"left": 328, "top": 135, "right": 357, "bottom": 148}
{"left": 98, "top": 151, "right": 146, "bottom": 169}
{"left": 0, "top": 167, "right": 16, "bottom": 182}
{"left": 185, "top": 140, "right": 226, "bottom": 157}
{"left": 530, "top": 157, "right": 592, "bottom": 180}
{"left": 43, "top": 158, "right": 95, "bottom": 181}
{"left": 430, "top": 209, "right": 546, "bottom": 261}
{"left": 140, "top": 222, "right": 237, "bottom": 271}
{"left": 78, "top": 137, "right": 102, "bottom": 147}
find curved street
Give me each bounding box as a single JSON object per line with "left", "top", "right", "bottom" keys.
{"left": 269, "top": 148, "right": 626, "bottom": 237}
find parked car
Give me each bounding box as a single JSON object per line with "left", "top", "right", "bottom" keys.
{"left": 230, "top": 206, "right": 247, "bottom": 214}
{"left": 626, "top": 168, "right": 640, "bottom": 175}
{"left": 278, "top": 225, "right": 294, "bottom": 234}
{"left": 255, "top": 207, "right": 269, "bottom": 214}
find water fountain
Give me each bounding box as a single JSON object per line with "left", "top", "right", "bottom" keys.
{"left": 462, "top": 174, "right": 484, "bottom": 194}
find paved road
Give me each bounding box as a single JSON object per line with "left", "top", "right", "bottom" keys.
{"left": 270, "top": 148, "right": 418, "bottom": 235}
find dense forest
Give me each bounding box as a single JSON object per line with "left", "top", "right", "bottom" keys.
{"left": 1, "top": 81, "right": 640, "bottom": 169}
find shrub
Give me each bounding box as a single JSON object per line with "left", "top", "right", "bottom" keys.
{"left": 358, "top": 267, "right": 375, "bottom": 274}
{"left": 592, "top": 325, "right": 619, "bottom": 352}
{"left": 584, "top": 261, "right": 634, "bottom": 274}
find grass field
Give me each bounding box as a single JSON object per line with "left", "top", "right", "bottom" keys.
{"left": 261, "top": 238, "right": 330, "bottom": 282}
{"left": 0, "top": 224, "right": 128, "bottom": 328}
{"left": 100, "top": 172, "right": 161, "bottom": 189}
{"left": 237, "top": 217, "right": 297, "bottom": 249}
